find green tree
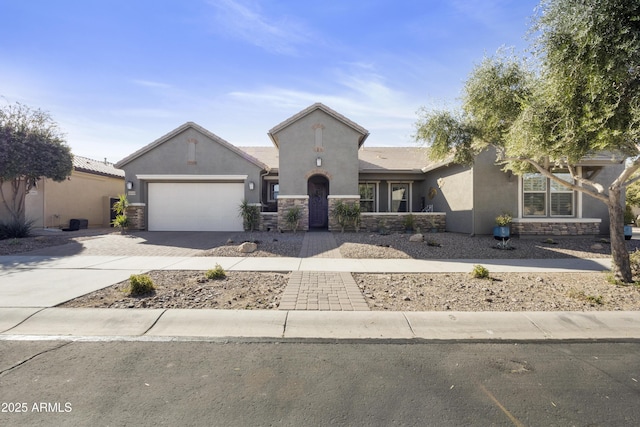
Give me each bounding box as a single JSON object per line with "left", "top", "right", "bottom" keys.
{"left": 415, "top": 0, "right": 640, "bottom": 282}
{"left": 0, "top": 102, "right": 73, "bottom": 222}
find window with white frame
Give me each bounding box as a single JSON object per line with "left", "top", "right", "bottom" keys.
{"left": 523, "top": 172, "right": 574, "bottom": 217}
{"left": 268, "top": 183, "right": 279, "bottom": 201}
{"left": 550, "top": 173, "right": 574, "bottom": 216}
{"left": 359, "top": 183, "right": 376, "bottom": 212}
{"left": 390, "top": 183, "right": 410, "bottom": 212}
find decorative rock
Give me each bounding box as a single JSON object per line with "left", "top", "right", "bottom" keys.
{"left": 409, "top": 233, "right": 424, "bottom": 242}
{"left": 591, "top": 243, "right": 604, "bottom": 250}
{"left": 238, "top": 242, "right": 257, "bottom": 253}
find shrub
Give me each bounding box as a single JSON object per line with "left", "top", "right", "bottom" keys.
{"left": 568, "top": 289, "right": 604, "bottom": 305}
{"left": 0, "top": 218, "right": 34, "bottom": 240}
{"left": 625, "top": 204, "right": 635, "bottom": 225}
{"left": 471, "top": 264, "right": 490, "bottom": 279}
{"left": 111, "top": 194, "right": 130, "bottom": 232}
{"left": 402, "top": 214, "right": 416, "bottom": 231}
{"left": 206, "top": 264, "right": 227, "bottom": 280}
{"left": 128, "top": 274, "right": 155, "bottom": 296}
{"left": 238, "top": 200, "right": 260, "bottom": 232}
{"left": 495, "top": 212, "right": 512, "bottom": 227}
{"left": 630, "top": 250, "right": 640, "bottom": 280}
{"left": 285, "top": 206, "right": 302, "bottom": 232}
{"left": 377, "top": 219, "right": 389, "bottom": 235}
{"left": 111, "top": 214, "right": 129, "bottom": 230}
{"left": 332, "top": 201, "right": 361, "bottom": 232}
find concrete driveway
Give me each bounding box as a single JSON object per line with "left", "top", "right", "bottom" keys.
{"left": 0, "top": 230, "right": 238, "bottom": 308}
{"left": 22, "top": 229, "right": 238, "bottom": 257}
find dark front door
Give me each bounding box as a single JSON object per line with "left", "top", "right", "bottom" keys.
{"left": 308, "top": 176, "right": 329, "bottom": 229}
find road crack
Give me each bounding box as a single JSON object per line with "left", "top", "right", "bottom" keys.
{"left": 0, "top": 341, "right": 73, "bottom": 376}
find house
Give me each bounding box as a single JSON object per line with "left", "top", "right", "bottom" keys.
{"left": 23, "top": 156, "right": 125, "bottom": 229}
{"left": 115, "top": 103, "right": 622, "bottom": 235}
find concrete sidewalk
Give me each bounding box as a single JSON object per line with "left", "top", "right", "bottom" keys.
{"left": 1, "top": 308, "right": 639, "bottom": 341}
{"left": 0, "top": 254, "right": 613, "bottom": 273}
{"left": 1, "top": 239, "right": 636, "bottom": 341}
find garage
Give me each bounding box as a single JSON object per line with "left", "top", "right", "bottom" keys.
{"left": 147, "top": 181, "right": 245, "bottom": 231}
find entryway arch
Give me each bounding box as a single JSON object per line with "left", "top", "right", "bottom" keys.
{"left": 308, "top": 175, "right": 329, "bottom": 229}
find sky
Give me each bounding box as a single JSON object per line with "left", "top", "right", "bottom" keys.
{"left": 0, "top": 0, "right": 540, "bottom": 164}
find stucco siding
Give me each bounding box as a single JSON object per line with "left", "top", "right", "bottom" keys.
{"left": 472, "top": 148, "right": 518, "bottom": 235}
{"left": 275, "top": 109, "right": 360, "bottom": 196}
{"left": 425, "top": 164, "right": 474, "bottom": 233}
{"left": 24, "top": 171, "right": 124, "bottom": 228}
{"left": 120, "top": 127, "right": 263, "bottom": 206}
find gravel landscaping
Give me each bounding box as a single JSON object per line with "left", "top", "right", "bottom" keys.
{"left": 5, "top": 229, "right": 640, "bottom": 312}
{"left": 59, "top": 270, "right": 289, "bottom": 310}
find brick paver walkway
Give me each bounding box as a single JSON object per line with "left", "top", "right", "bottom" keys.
{"left": 297, "top": 232, "right": 342, "bottom": 258}
{"left": 280, "top": 232, "right": 369, "bottom": 311}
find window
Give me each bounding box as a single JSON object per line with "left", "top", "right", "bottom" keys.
{"left": 390, "top": 183, "right": 410, "bottom": 212}
{"left": 523, "top": 173, "right": 574, "bottom": 217}
{"left": 359, "top": 183, "right": 376, "bottom": 212}
{"left": 550, "top": 173, "right": 574, "bottom": 216}
{"left": 523, "top": 174, "right": 546, "bottom": 216}
{"left": 268, "top": 183, "right": 279, "bottom": 201}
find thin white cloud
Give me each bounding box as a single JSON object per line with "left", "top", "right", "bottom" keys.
{"left": 207, "top": 0, "right": 314, "bottom": 55}
{"left": 227, "top": 66, "right": 421, "bottom": 145}
{"left": 131, "top": 79, "right": 173, "bottom": 89}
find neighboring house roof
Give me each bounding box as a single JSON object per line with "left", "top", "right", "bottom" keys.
{"left": 575, "top": 151, "right": 626, "bottom": 166}
{"left": 115, "top": 122, "right": 269, "bottom": 171}
{"left": 268, "top": 103, "right": 370, "bottom": 148}
{"left": 73, "top": 155, "right": 125, "bottom": 178}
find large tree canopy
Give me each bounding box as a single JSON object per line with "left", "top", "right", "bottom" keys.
{"left": 415, "top": 0, "right": 640, "bottom": 281}
{"left": 0, "top": 102, "right": 73, "bottom": 222}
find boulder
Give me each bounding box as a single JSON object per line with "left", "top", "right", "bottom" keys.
{"left": 590, "top": 243, "right": 604, "bottom": 251}
{"left": 409, "top": 233, "right": 424, "bottom": 242}
{"left": 238, "top": 242, "right": 258, "bottom": 253}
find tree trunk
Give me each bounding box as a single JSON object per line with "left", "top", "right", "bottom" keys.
{"left": 608, "top": 187, "right": 632, "bottom": 282}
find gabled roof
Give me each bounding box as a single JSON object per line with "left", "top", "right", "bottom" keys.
{"left": 268, "top": 103, "right": 370, "bottom": 148}
{"left": 358, "top": 147, "right": 432, "bottom": 173}
{"left": 73, "top": 155, "right": 124, "bottom": 178}
{"left": 238, "top": 145, "right": 434, "bottom": 174}
{"left": 241, "top": 147, "right": 279, "bottom": 171}
{"left": 115, "top": 122, "right": 269, "bottom": 170}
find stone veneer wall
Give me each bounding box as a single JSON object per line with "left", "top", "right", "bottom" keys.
{"left": 512, "top": 219, "right": 601, "bottom": 236}
{"left": 327, "top": 196, "right": 360, "bottom": 232}
{"left": 125, "top": 203, "right": 146, "bottom": 231}
{"left": 277, "top": 196, "right": 309, "bottom": 231}
{"left": 360, "top": 213, "right": 446, "bottom": 233}
{"left": 259, "top": 212, "right": 278, "bottom": 231}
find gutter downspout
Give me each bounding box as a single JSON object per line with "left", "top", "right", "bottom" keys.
{"left": 470, "top": 165, "right": 475, "bottom": 237}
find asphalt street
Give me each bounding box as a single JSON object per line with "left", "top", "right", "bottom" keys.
{"left": 1, "top": 340, "right": 639, "bottom": 426}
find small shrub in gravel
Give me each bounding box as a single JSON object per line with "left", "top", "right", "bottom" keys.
{"left": 471, "top": 265, "right": 490, "bottom": 279}
{"left": 0, "top": 219, "right": 33, "bottom": 239}
{"left": 206, "top": 264, "right": 227, "bottom": 280}
{"left": 128, "top": 274, "right": 155, "bottom": 296}
{"left": 630, "top": 250, "right": 640, "bottom": 279}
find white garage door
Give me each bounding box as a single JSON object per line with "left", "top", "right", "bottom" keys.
{"left": 148, "top": 182, "right": 244, "bottom": 231}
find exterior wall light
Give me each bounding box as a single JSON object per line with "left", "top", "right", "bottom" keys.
{"left": 126, "top": 181, "right": 133, "bottom": 190}
{"left": 249, "top": 181, "right": 255, "bottom": 190}
{"left": 316, "top": 157, "right": 322, "bottom": 167}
